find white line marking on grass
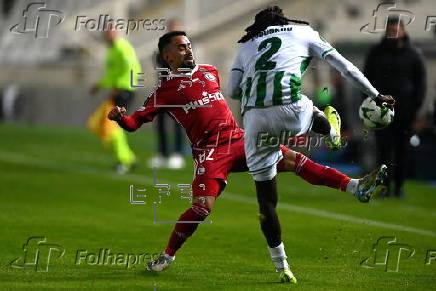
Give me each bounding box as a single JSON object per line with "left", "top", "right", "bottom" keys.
{"left": 223, "top": 193, "right": 436, "bottom": 237}
{"left": 1, "top": 151, "right": 435, "bottom": 237}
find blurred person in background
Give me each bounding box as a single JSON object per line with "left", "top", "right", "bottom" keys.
{"left": 149, "top": 19, "right": 186, "bottom": 169}
{"left": 364, "top": 16, "right": 426, "bottom": 198}
{"left": 88, "top": 27, "right": 142, "bottom": 174}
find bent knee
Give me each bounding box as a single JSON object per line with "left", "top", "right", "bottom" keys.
{"left": 193, "top": 196, "right": 215, "bottom": 212}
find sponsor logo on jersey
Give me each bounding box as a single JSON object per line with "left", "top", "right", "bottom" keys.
{"left": 182, "top": 92, "right": 224, "bottom": 113}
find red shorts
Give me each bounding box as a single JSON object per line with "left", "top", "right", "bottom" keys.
{"left": 192, "top": 137, "right": 290, "bottom": 197}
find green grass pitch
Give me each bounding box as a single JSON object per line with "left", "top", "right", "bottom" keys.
{"left": 0, "top": 123, "right": 435, "bottom": 290}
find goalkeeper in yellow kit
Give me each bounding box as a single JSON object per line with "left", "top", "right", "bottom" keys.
{"left": 88, "top": 28, "right": 142, "bottom": 174}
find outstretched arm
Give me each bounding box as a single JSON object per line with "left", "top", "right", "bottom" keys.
{"left": 324, "top": 51, "right": 395, "bottom": 107}
{"left": 325, "top": 51, "right": 378, "bottom": 98}
{"left": 108, "top": 95, "right": 161, "bottom": 131}
{"left": 108, "top": 106, "right": 143, "bottom": 131}
{"left": 308, "top": 28, "right": 394, "bottom": 107}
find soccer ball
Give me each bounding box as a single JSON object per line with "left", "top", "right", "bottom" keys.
{"left": 359, "top": 97, "right": 394, "bottom": 129}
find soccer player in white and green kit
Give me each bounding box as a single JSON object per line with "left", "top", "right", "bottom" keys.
{"left": 228, "top": 6, "right": 395, "bottom": 283}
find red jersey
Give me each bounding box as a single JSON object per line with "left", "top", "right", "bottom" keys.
{"left": 118, "top": 64, "right": 244, "bottom": 149}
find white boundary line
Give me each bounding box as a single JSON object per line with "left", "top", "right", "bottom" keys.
{"left": 1, "top": 151, "right": 435, "bottom": 237}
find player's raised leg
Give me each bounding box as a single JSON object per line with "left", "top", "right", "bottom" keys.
{"left": 277, "top": 148, "right": 387, "bottom": 202}
{"left": 354, "top": 164, "right": 388, "bottom": 202}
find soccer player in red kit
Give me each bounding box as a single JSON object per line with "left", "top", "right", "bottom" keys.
{"left": 108, "top": 31, "right": 386, "bottom": 281}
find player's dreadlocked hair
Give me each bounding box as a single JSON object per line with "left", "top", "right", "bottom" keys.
{"left": 156, "top": 30, "right": 187, "bottom": 68}
{"left": 238, "top": 6, "right": 309, "bottom": 43}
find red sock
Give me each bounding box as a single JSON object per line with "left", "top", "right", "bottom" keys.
{"left": 164, "top": 203, "right": 210, "bottom": 256}
{"left": 294, "top": 153, "right": 350, "bottom": 191}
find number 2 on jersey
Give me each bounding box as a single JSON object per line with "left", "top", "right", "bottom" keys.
{"left": 255, "top": 37, "right": 282, "bottom": 71}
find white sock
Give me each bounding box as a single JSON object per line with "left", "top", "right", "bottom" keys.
{"left": 268, "top": 242, "right": 290, "bottom": 271}
{"left": 329, "top": 126, "right": 339, "bottom": 140}
{"left": 346, "top": 179, "right": 359, "bottom": 194}
{"left": 163, "top": 253, "right": 175, "bottom": 261}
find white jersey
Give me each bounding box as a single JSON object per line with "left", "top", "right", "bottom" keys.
{"left": 230, "top": 25, "right": 335, "bottom": 114}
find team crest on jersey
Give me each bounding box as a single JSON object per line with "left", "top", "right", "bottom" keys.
{"left": 197, "top": 166, "right": 205, "bottom": 175}
{"left": 203, "top": 72, "right": 215, "bottom": 82}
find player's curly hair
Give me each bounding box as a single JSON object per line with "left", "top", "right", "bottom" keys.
{"left": 238, "top": 6, "right": 309, "bottom": 43}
